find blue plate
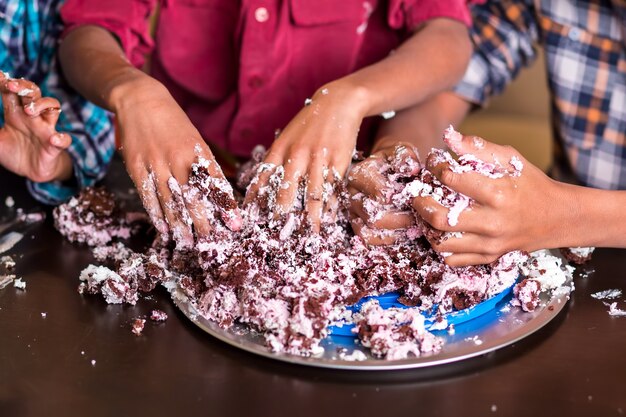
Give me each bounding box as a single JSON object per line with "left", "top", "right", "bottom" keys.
{"left": 329, "top": 282, "right": 516, "bottom": 338}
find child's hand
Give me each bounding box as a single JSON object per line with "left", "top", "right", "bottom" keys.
{"left": 244, "top": 82, "right": 366, "bottom": 231}
{"left": 411, "top": 133, "right": 566, "bottom": 266}
{"left": 347, "top": 141, "right": 419, "bottom": 245}
{"left": 113, "top": 78, "right": 242, "bottom": 247}
{"left": 0, "top": 73, "right": 73, "bottom": 182}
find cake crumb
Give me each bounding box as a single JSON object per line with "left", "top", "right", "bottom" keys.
{"left": 338, "top": 349, "right": 368, "bottom": 362}
{"left": 131, "top": 318, "right": 146, "bottom": 336}
{"left": 13, "top": 278, "right": 25, "bottom": 290}
{"left": 465, "top": 335, "right": 483, "bottom": 345}
{"left": 591, "top": 289, "right": 622, "bottom": 300}
{"left": 606, "top": 302, "right": 626, "bottom": 317}
{"left": 5, "top": 196, "right": 14, "bottom": 207}
{"left": 91, "top": 359, "right": 96, "bottom": 366}
{"left": 41, "top": 312, "right": 47, "bottom": 318}
{"left": 150, "top": 309, "right": 168, "bottom": 322}
{"left": 491, "top": 404, "right": 498, "bottom": 412}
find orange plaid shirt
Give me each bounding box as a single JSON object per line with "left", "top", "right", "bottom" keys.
{"left": 455, "top": 0, "right": 626, "bottom": 189}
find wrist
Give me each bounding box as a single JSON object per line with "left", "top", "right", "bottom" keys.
{"left": 312, "top": 79, "right": 372, "bottom": 118}
{"left": 560, "top": 184, "right": 626, "bottom": 248}
{"left": 108, "top": 71, "right": 170, "bottom": 114}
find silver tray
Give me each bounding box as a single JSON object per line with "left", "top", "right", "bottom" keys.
{"left": 172, "top": 272, "right": 571, "bottom": 371}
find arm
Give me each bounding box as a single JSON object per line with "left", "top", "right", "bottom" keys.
{"left": 347, "top": 0, "right": 541, "bottom": 243}
{"left": 246, "top": 18, "right": 472, "bottom": 229}
{"left": 59, "top": 26, "right": 241, "bottom": 246}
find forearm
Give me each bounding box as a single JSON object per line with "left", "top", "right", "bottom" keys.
{"left": 321, "top": 18, "right": 472, "bottom": 118}
{"left": 558, "top": 184, "right": 626, "bottom": 249}
{"left": 373, "top": 92, "right": 471, "bottom": 156}
{"left": 59, "top": 26, "right": 166, "bottom": 113}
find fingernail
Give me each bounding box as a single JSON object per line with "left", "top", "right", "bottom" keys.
{"left": 24, "top": 102, "right": 35, "bottom": 114}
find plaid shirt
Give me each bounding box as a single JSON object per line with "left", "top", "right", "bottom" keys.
{"left": 455, "top": 0, "right": 626, "bottom": 190}
{"left": 0, "top": 0, "right": 114, "bottom": 204}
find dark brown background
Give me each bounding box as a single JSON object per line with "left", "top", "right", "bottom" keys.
{"left": 1, "top": 162, "right": 625, "bottom": 417}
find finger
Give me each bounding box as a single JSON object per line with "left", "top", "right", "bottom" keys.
{"left": 170, "top": 157, "right": 213, "bottom": 238}
{"left": 426, "top": 160, "right": 501, "bottom": 204}
{"left": 385, "top": 142, "right": 421, "bottom": 176}
{"left": 347, "top": 156, "right": 390, "bottom": 201}
{"left": 156, "top": 170, "right": 194, "bottom": 248}
{"left": 371, "top": 210, "right": 415, "bottom": 230}
{"left": 349, "top": 196, "right": 414, "bottom": 230}
{"left": 411, "top": 196, "right": 459, "bottom": 233}
{"left": 350, "top": 217, "right": 404, "bottom": 246}
{"left": 322, "top": 169, "right": 340, "bottom": 223}
{"left": 1, "top": 86, "right": 21, "bottom": 117}
{"left": 6, "top": 78, "right": 42, "bottom": 105}
{"left": 430, "top": 231, "right": 486, "bottom": 254}
{"left": 275, "top": 156, "right": 305, "bottom": 214}
{"left": 24, "top": 97, "right": 62, "bottom": 122}
{"left": 47, "top": 132, "right": 72, "bottom": 150}
{"left": 193, "top": 153, "right": 243, "bottom": 232}
{"left": 244, "top": 162, "right": 279, "bottom": 212}
{"left": 136, "top": 170, "right": 169, "bottom": 240}
{"left": 443, "top": 126, "right": 517, "bottom": 165}
{"left": 305, "top": 158, "right": 326, "bottom": 232}
{"left": 244, "top": 149, "right": 283, "bottom": 206}
{"left": 442, "top": 252, "right": 500, "bottom": 267}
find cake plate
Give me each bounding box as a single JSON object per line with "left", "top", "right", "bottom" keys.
{"left": 171, "top": 273, "right": 572, "bottom": 371}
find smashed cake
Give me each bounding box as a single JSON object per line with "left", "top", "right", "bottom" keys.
{"left": 56, "top": 127, "right": 576, "bottom": 360}
{"left": 53, "top": 187, "right": 132, "bottom": 247}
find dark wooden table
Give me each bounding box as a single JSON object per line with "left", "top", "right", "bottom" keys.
{"left": 1, "top": 163, "right": 626, "bottom": 417}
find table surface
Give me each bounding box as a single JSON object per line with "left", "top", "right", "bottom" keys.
{"left": 1, "top": 163, "right": 626, "bottom": 417}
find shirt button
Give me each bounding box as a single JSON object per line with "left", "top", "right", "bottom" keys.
{"left": 248, "top": 75, "right": 264, "bottom": 89}
{"left": 568, "top": 27, "right": 581, "bottom": 41}
{"left": 254, "top": 7, "right": 269, "bottom": 23}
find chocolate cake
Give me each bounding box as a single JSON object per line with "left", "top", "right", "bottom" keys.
{"left": 58, "top": 127, "right": 575, "bottom": 360}
{"left": 560, "top": 247, "right": 595, "bottom": 264}
{"left": 53, "top": 187, "right": 131, "bottom": 247}
{"left": 513, "top": 279, "right": 541, "bottom": 312}
{"left": 131, "top": 318, "right": 146, "bottom": 336}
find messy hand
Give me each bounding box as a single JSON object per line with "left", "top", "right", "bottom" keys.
{"left": 114, "top": 79, "right": 241, "bottom": 247}
{"left": 0, "top": 73, "right": 72, "bottom": 182}
{"left": 347, "top": 141, "right": 420, "bottom": 245}
{"left": 244, "top": 82, "right": 365, "bottom": 231}
{"left": 411, "top": 133, "right": 566, "bottom": 266}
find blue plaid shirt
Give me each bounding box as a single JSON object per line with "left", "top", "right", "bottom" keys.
{"left": 455, "top": 0, "right": 626, "bottom": 190}
{"left": 0, "top": 0, "right": 114, "bottom": 204}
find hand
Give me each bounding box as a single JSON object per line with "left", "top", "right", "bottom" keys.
{"left": 113, "top": 78, "right": 241, "bottom": 247}
{"left": 0, "top": 73, "right": 72, "bottom": 182}
{"left": 244, "top": 81, "right": 367, "bottom": 231}
{"left": 411, "top": 133, "right": 567, "bottom": 266}
{"left": 347, "top": 140, "right": 421, "bottom": 244}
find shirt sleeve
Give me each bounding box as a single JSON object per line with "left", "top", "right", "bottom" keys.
{"left": 388, "top": 0, "right": 486, "bottom": 30}
{"left": 27, "top": 68, "right": 116, "bottom": 205}
{"left": 453, "top": 0, "right": 539, "bottom": 106}
{"left": 60, "top": 0, "right": 157, "bottom": 68}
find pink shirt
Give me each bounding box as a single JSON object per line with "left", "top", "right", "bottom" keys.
{"left": 62, "top": 0, "right": 474, "bottom": 158}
